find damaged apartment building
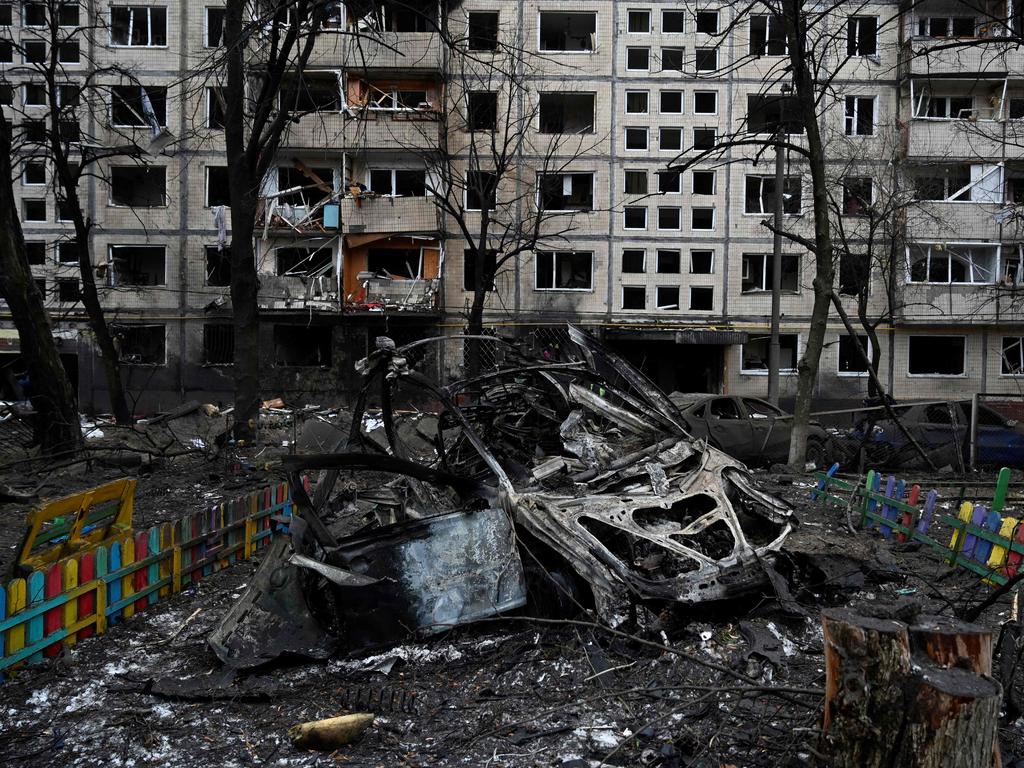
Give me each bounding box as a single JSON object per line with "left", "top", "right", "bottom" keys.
{"left": 4, "top": 0, "right": 1024, "bottom": 411}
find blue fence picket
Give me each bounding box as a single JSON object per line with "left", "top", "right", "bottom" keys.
{"left": 918, "top": 490, "right": 938, "bottom": 534}
{"left": 26, "top": 572, "right": 45, "bottom": 664}
{"left": 108, "top": 541, "right": 122, "bottom": 625}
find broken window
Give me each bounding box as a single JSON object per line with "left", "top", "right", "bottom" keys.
{"left": 663, "top": 10, "right": 685, "bottom": 33}
{"left": 206, "top": 166, "right": 229, "bottom": 206}
{"left": 839, "top": 252, "right": 870, "bottom": 296}
{"left": 745, "top": 175, "right": 801, "bottom": 214}
{"left": 747, "top": 94, "right": 803, "bottom": 134}
{"left": 908, "top": 243, "right": 998, "bottom": 284}
{"left": 627, "top": 9, "right": 650, "bottom": 33}
{"left": 626, "top": 47, "right": 649, "bottom": 70}
{"left": 625, "top": 127, "right": 647, "bottom": 150}
{"left": 622, "top": 286, "right": 646, "bottom": 309}
{"left": 625, "top": 90, "right": 648, "bottom": 114}
{"left": 282, "top": 73, "right": 341, "bottom": 112}
{"left": 110, "top": 6, "right": 167, "bottom": 46}
{"left": 203, "top": 323, "right": 233, "bottom": 365}
{"left": 368, "top": 168, "right": 426, "bottom": 196}
{"left": 692, "top": 170, "right": 715, "bottom": 195}
{"left": 842, "top": 176, "right": 873, "bottom": 215}
{"left": 35, "top": 278, "right": 46, "bottom": 297}
{"left": 691, "top": 207, "right": 715, "bottom": 229}
{"left": 22, "top": 83, "right": 44, "bottom": 107}
{"left": 276, "top": 166, "right": 334, "bottom": 207}
{"left": 273, "top": 324, "right": 331, "bottom": 367}
{"left": 657, "top": 249, "right": 681, "bottom": 273}
{"left": 467, "top": 11, "right": 499, "bottom": 50}
{"left": 110, "top": 166, "right": 166, "bottom": 206}
{"left": 22, "top": 160, "right": 44, "bottom": 185}
{"left": 535, "top": 250, "right": 592, "bottom": 290}
{"left": 206, "top": 87, "right": 225, "bottom": 129}
{"left": 658, "top": 169, "right": 681, "bottom": 193}
{"left": 690, "top": 286, "right": 713, "bottom": 310}
{"left": 22, "top": 198, "right": 45, "bottom": 222}
{"left": 0, "top": 42, "right": 12, "bottom": 64}
{"left": 57, "top": 198, "right": 73, "bottom": 222}
{"left": 624, "top": 206, "right": 647, "bottom": 229}
{"left": 377, "top": 0, "right": 436, "bottom": 32}
{"left": 25, "top": 241, "right": 45, "bottom": 264}
{"left": 0, "top": 4, "right": 11, "bottom": 25}
{"left": 847, "top": 16, "right": 877, "bottom": 56}
{"left": 57, "top": 241, "right": 77, "bottom": 263}
{"left": 115, "top": 324, "right": 166, "bottom": 364}
{"left": 917, "top": 16, "right": 976, "bottom": 38}
{"left": 465, "top": 170, "right": 497, "bottom": 211}
{"left": 462, "top": 248, "right": 496, "bottom": 291}
{"left": 656, "top": 285, "right": 679, "bottom": 310}
{"left": 845, "top": 96, "right": 875, "bottom": 135}
{"left": 108, "top": 245, "right": 166, "bottom": 285}
{"left": 467, "top": 91, "right": 498, "bottom": 131}
{"left": 23, "top": 40, "right": 45, "bottom": 63}
{"left": 691, "top": 250, "right": 714, "bottom": 273}
{"left": 58, "top": 40, "right": 79, "bottom": 63}
{"left": 368, "top": 248, "right": 423, "bottom": 278}
{"left": 912, "top": 165, "right": 971, "bottom": 201}
{"left": 742, "top": 334, "right": 798, "bottom": 372}
{"left": 750, "top": 15, "right": 787, "bottom": 55}
{"left": 907, "top": 335, "right": 965, "bottom": 375}
{"left": 624, "top": 170, "right": 647, "bottom": 194}
{"left": 659, "top": 127, "right": 682, "bottom": 151}
{"left": 660, "top": 90, "right": 682, "bottom": 113}
{"left": 1001, "top": 336, "right": 1024, "bottom": 375}
{"left": 57, "top": 278, "right": 79, "bottom": 303}
{"left": 919, "top": 94, "right": 975, "bottom": 119}
{"left": 111, "top": 85, "right": 167, "bottom": 127}
{"left": 539, "top": 11, "right": 595, "bottom": 52}
{"left": 696, "top": 10, "right": 718, "bottom": 34}
{"left": 276, "top": 246, "right": 333, "bottom": 277}
{"left": 23, "top": 2, "right": 45, "bottom": 26}
{"left": 695, "top": 47, "right": 718, "bottom": 71}
{"left": 693, "top": 92, "right": 717, "bottom": 116}
{"left": 58, "top": 3, "right": 79, "bottom": 25}
{"left": 206, "top": 7, "right": 224, "bottom": 47}
{"left": 205, "top": 246, "right": 231, "bottom": 286}
{"left": 538, "top": 92, "right": 595, "bottom": 134}
{"left": 838, "top": 334, "right": 870, "bottom": 374}
{"left": 661, "top": 47, "right": 684, "bottom": 71}
{"left": 622, "top": 249, "right": 645, "bottom": 273}
{"left": 538, "top": 173, "right": 594, "bottom": 211}
{"left": 742, "top": 253, "right": 800, "bottom": 292}
{"left": 657, "top": 207, "right": 681, "bottom": 230}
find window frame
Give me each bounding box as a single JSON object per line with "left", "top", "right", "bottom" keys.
{"left": 1001, "top": 336, "right": 1024, "bottom": 376}
{"left": 625, "top": 89, "right": 649, "bottom": 114}
{"left": 623, "top": 206, "right": 648, "bottom": 230}
{"left": 741, "top": 252, "right": 801, "bottom": 293}
{"left": 689, "top": 285, "right": 714, "bottom": 311}
{"left": 622, "top": 249, "right": 646, "bottom": 273}
{"left": 534, "top": 249, "right": 594, "bottom": 291}
{"left": 690, "top": 249, "right": 714, "bottom": 274}
{"left": 627, "top": 8, "right": 651, "bottom": 34}
{"left": 837, "top": 333, "right": 873, "bottom": 376}
{"left": 906, "top": 242, "right": 999, "bottom": 285}
{"left": 205, "top": 6, "right": 225, "bottom": 48}
{"left": 624, "top": 126, "right": 648, "bottom": 151}
{"left": 847, "top": 16, "right": 878, "bottom": 57}
{"left": 109, "top": 6, "right": 169, "bottom": 48}
{"left": 744, "top": 174, "right": 802, "bottom": 215}
{"left": 844, "top": 95, "right": 877, "bottom": 136}
{"left": 742, "top": 334, "right": 800, "bottom": 374}
{"left": 536, "top": 171, "right": 595, "bottom": 213}
{"left": 659, "top": 90, "right": 683, "bottom": 114}
{"left": 621, "top": 285, "right": 647, "bottom": 310}
{"left": 907, "top": 334, "right": 968, "bottom": 377}
{"left": 692, "top": 90, "right": 718, "bottom": 115}
{"left": 625, "top": 46, "right": 650, "bottom": 71}
{"left": 538, "top": 10, "right": 597, "bottom": 53}
{"left": 691, "top": 206, "right": 716, "bottom": 230}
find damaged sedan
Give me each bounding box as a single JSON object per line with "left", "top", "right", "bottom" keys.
{"left": 210, "top": 327, "right": 795, "bottom": 667}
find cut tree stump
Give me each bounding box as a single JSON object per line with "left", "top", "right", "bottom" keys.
{"left": 822, "top": 608, "right": 1001, "bottom": 768}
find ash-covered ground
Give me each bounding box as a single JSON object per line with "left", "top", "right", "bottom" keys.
{"left": 1, "top": 474, "right": 1022, "bottom": 768}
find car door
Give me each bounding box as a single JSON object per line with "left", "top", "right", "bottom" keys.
{"left": 742, "top": 397, "right": 789, "bottom": 462}
{"left": 699, "top": 397, "right": 755, "bottom": 461}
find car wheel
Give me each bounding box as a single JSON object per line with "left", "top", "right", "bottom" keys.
{"left": 805, "top": 437, "right": 828, "bottom": 469}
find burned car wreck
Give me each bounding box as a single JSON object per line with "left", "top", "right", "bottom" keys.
{"left": 210, "top": 327, "right": 795, "bottom": 667}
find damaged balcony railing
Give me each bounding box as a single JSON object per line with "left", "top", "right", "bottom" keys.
{"left": 358, "top": 275, "right": 438, "bottom": 311}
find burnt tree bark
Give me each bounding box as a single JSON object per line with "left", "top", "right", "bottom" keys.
{"left": 0, "top": 115, "right": 82, "bottom": 454}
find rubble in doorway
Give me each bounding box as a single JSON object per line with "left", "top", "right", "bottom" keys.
{"left": 210, "top": 326, "right": 795, "bottom": 666}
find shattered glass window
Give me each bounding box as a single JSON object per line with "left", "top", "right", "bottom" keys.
{"left": 535, "top": 250, "right": 593, "bottom": 290}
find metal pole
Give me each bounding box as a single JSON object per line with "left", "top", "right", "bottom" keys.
{"left": 767, "top": 123, "right": 784, "bottom": 406}
{"left": 970, "top": 392, "right": 980, "bottom": 471}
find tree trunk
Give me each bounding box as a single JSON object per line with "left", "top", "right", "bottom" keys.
{"left": 465, "top": 285, "right": 487, "bottom": 377}
{"left": 0, "top": 117, "right": 82, "bottom": 454}
{"left": 228, "top": 205, "right": 260, "bottom": 443}
{"left": 909, "top": 615, "right": 993, "bottom": 675}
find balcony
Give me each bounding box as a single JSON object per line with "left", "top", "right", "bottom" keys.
{"left": 341, "top": 195, "right": 439, "bottom": 234}
{"left": 308, "top": 31, "right": 441, "bottom": 72}
{"left": 906, "top": 201, "right": 1024, "bottom": 240}
{"left": 905, "top": 119, "right": 1010, "bottom": 159}
{"left": 359, "top": 276, "right": 439, "bottom": 311}
{"left": 280, "top": 111, "right": 440, "bottom": 151}
{"left": 905, "top": 39, "right": 1019, "bottom": 77}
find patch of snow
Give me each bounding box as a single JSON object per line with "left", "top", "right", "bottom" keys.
{"left": 63, "top": 681, "right": 104, "bottom": 714}
{"left": 766, "top": 622, "right": 797, "bottom": 656}
{"left": 28, "top": 687, "right": 50, "bottom": 709}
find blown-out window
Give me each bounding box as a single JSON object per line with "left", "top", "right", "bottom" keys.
{"left": 535, "top": 250, "right": 593, "bottom": 290}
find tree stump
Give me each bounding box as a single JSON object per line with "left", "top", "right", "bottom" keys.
{"left": 909, "top": 614, "right": 993, "bottom": 675}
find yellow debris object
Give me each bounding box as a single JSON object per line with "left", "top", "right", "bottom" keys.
{"left": 288, "top": 713, "right": 374, "bottom": 751}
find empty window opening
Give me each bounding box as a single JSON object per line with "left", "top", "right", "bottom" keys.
{"left": 658, "top": 169, "right": 681, "bottom": 193}
{"left": 111, "top": 85, "right": 167, "bottom": 127}
{"left": 462, "top": 248, "right": 496, "bottom": 291}
{"left": 838, "top": 334, "right": 870, "bottom": 374}
{"left": 58, "top": 40, "right": 79, "bottom": 64}
{"left": 839, "top": 252, "right": 870, "bottom": 295}
{"left": 663, "top": 10, "right": 685, "bottom": 33}
{"left": 114, "top": 324, "right": 166, "bottom": 365}
{"left": 626, "top": 90, "right": 649, "bottom": 114}
{"left": 1001, "top": 336, "right": 1024, "bottom": 375}
{"left": 848, "top": 16, "right": 877, "bottom": 56}
{"left": 368, "top": 247, "right": 422, "bottom": 279}
{"left": 661, "top": 47, "right": 684, "bottom": 71}
{"left": 908, "top": 335, "right": 966, "bottom": 375}
{"left": 536, "top": 250, "right": 593, "bottom": 290}
{"left": 57, "top": 241, "right": 78, "bottom": 263}
{"left": 660, "top": 127, "right": 682, "bottom": 151}
{"left": 203, "top": 323, "right": 233, "bottom": 365}
{"left": 625, "top": 127, "right": 647, "bottom": 150}
{"left": 750, "top": 15, "right": 787, "bottom": 55}
{"left": 693, "top": 170, "right": 716, "bottom": 194}
{"left": 206, "top": 87, "right": 225, "bottom": 129}
{"left": 691, "top": 206, "right": 715, "bottom": 229}
{"left": 695, "top": 47, "right": 717, "bottom": 71}
{"left": 538, "top": 92, "right": 594, "bottom": 133}
{"left": 22, "top": 160, "right": 45, "bottom": 185}
{"left": 110, "top": 6, "right": 167, "bottom": 46}
{"left": 276, "top": 246, "right": 333, "bottom": 277}
{"left": 627, "top": 9, "right": 650, "bottom": 33}
{"left": 467, "top": 91, "right": 498, "bottom": 130}
{"left": 282, "top": 73, "right": 341, "bottom": 113}
{"left": 467, "top": 11, "right": 499, "bottom": 50}
{"left": 745, "top": 175, "right": 801, "bottom": 214}
{"left": 274, "top": 324, "right": 332, "bottom": 367}
{"left": 691, "top": 250, "right": 714, "bottom": 273}
{"left": 465, "top": 170, "right": 496, "bottom": 210}
{"left": 25, "top": 241, "right": 45, "bottom": 264}
{"left": 908, "top": 243, "right": 997, "bottom": 284}
{"left": 22, "top": 83, "right": 45, "bottom": 107}
{"left": 845, "top": 96, "right": 875, "bottom": 135}
{"left": 24, "top": 41, "right": 46, "bottom": 63}
{"left": 22, "top": 198, "right": 45, "bottom": 222}
{"left": 660, "top": 90, "right": 682, "bottom": 113}
{"left": 622, "top": 249, "right": 645, "bottom": 273}
{"left": 108, "top": 245, "right": 166, "bottom": 286}
{"left": 624, "top": 206, "right": 647, "bottom": 228}
{"left": 657, "top": 207, "right": 681, "bottom": 229}
{"left": 656, "top": 285, "right": 680, "bottom": 310}
{"left": 206, "top": 7, "right": 225, "bottom": 47}
{"left": 539, "top": 11, "right": 596, "bottom": 52}
{"left": 110, "top": 166, "right": 166, "bottom": 206}
{"left": 626, "top": 47, "right": 649, "bottom": 70}
{"left": 916, "top": 92, "right": 975, "bottom": 119}
{"left": 693, "top": 127, "right": 716, "bottom": 150}
{"left": 743, "top": 334, "right": 798, "bottom": 372}
{"left": 843, "top": 176, "right": 873, "bottom": 215}
{"left": 199, "top": 247, "right": 230, "bottom": 289}
{"left": 917, "top": 16, "right": 976, "bottom": 38}
{"left": 276, "top": 166, "right": 334, "bottom": 207}
{"left": 624, "top": 169, "right": 647, "bottom": 194}
{"left": 690, "top": 286, "right": 713, "bottom": 310}
{"left": 747, "top": 94, "right": 803, "bottom": 134}
{"left": 742, "top": 253, "right": 799, "bottom": 292}
{"left": 348, "top": 0, "right": 436, "bottom": 32}
{"left": 539, "top": 173, "right": 594, "bottom": 211}
{"left": 622, "top": 285, "right": 646, "bottom": 309}
{"left": 696, "top": 11, "right": 718, "bottom": 34}
{"left": 658, "top": 250, "right": 681, "bottom": 273}
{"left": 368, "top": 168, "right": 426, "bottom": 196}
{"left": 57, "top": 278, "right": 80, "bottom": 303}
{"left": 206, "top": 166, "right": 230, "bottom": 206}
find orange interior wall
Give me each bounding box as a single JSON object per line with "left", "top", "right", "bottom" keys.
{"left": 343, "top": 237, "right": 440, "bottom": 302}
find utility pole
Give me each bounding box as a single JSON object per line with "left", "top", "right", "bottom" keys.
{"left": 768, "top": 85, "right": 791, "bottom": 406}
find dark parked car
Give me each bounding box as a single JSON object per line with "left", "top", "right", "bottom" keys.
{"left": 669, "top": 393, "right": 831, "bottom": 466}
{"left": 847, "top": 401, "right": 1024, "bottom": 469}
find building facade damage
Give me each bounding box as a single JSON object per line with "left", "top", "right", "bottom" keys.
{"left": 210, "top": 326, "right": 793, "bottom": 666}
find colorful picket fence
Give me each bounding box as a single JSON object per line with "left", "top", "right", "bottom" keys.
{"left": 812, "top": 465, "right": 1024, "bottom": 586}
{"left": 0, "top": 482, "right": 292, "bottom": 676}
